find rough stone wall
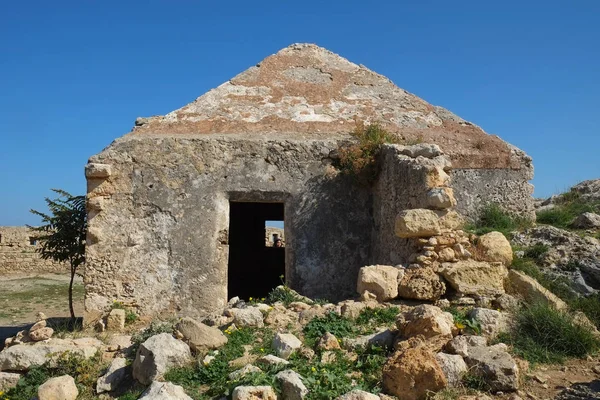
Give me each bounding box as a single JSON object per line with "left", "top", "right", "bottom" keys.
{"left": 265, "top": 227, "right": 285, "bottom": 247}
{"left": 84, "top": 133, "right": 373, "bottom": 323}
{"left": 0, "top": 227, "right": 66, "bottom": 275}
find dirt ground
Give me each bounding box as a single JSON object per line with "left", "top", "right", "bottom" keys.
{"left": 0, "top": 273, "right": 84, "bottom": 326}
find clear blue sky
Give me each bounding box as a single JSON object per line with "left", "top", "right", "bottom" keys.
{"left": 1, "top": 1, "right": 599, "bottom": 226}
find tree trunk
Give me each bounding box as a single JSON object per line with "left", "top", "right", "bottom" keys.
{"left": 69, "top": 264, "right": 75, "bottom": 321}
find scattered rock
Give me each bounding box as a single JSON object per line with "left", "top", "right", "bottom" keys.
{"left": 357, "top": 265, "right": 399, "bottom": 302}
{"left": 139, "top": 381, "right": 193, "bottom": 399}
{"left": 0, "top": 372, "right": 21, "bottom": 391}
{"left": 107, "top": 309, "right": 126, "bottom": 331}
{"left": 232, "top": 307, "right": 265, "bottom": 328}
{"left": 383, "top": 345, "right": 448, "bottom": 400}
{"left": 469, "top": 308, "right": 509, "bottom": 340}
{"left": 572, "top": 212, "right": 600, "bottom": 229}
{"left": 445, "top": 335, "right": 488, "bottom": 357}
{"left": 397, "top": 267, "right": 446, "bottom": 301}
{"left": 477, "top": 231, "right": 513, "bottom": 266}
{"left": 336, "top": 389, "right": 380, "bottom": 399}
{"left": 318, "top": 332, "right": 341, "bottom": 351}
{"left": 229, "top": 364, "right": 262, "bottom": 381}
{"left": 464, "top": 346, "right": 520, "bottom": 392}
{"left": 176, "top": 317, "right": 228, "bottom": 352}
{"left": 340, "top": 301, "right": 367, "bottom": 319}
{"left": 132, "top": 333, "right": 192, "bottom": 385}
{"left": 441, "top": 260, "right": 507, "bottom": 296}
{"left": 427, "top": 187, "right": 457, "bottom": 210}
{"left": 493, "top": 294, "right": 520, "bottom": 311}
{"left": 276, "top": 369, "right": 308, "bottom": 400}
{"left": 397, "top": 305, "right": 457, "bottom": 341}
{"left": 436, "top": 352, "right": 468, "bottom": 387}
{"left": 272, "top": 333, "right": 302, "bottom": 359}
{"left": 395, "top": 209, "right": 442, "bottom": 238}
{"left": 96, "top": 357, "right": 129, "bottom": 394}
{"left": 38, "top": 375, "right": 78, "bottom": 400}
{"left": 232, "top": 385, "right": 277, "bottom": 400}
{"left": 29, "top": 320, "right": 47, "bottom": 332}
{"left": 256, "top": 354, "right": 290, "bottom": 367}
{"left": 344, "top": 329, "right": 395, "bottom": 351}
{"left": 29, "top": 327, "right": 54, "bottom": 342}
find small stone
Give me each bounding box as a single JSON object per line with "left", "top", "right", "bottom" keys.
{"left": 232, "top": 307, "right": 265, "bottom": 328}
{"left": 318, "top": 332, "right": 341, "bottom": 351}
{"left": 357, "top": 265, "right": 399, "bottom": 302}
{"left": 0, "top": 372, "right": 21, "bottom": 391}
{"left": 36, "top": 312, "right": 47, "bottom": 321}
{"left": 29, "top": 320, "right": 47, "bottom": 332}
{"left": 132, "top": 333, "right": 192, "bottom": 385}
{"left": 256, "top": 354, "right": 290, "bottom": 367}
{"left": 176, "top": 317, "right": 228, "bottom": 352}
{"left": 228, "top": 364, "right": 262, "bottom": 381}
{"left": 272, "top": 333, "right": 302, "bottom": 359}
{"left": 276, "top": 369, "right": 308, "bottom": 400}
{"left": 95, "top": 320, "right": 106, "bottom": 333}
{"left": 29, "top": 327, "right": 54, "bottom": 341}
{"left": 38, "top": 375, "right": 78, "bottom": 400}
{"left": 232, "top": 386, "right": 277, "bottom": 400}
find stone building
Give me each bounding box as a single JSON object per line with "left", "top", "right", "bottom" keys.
{"left": 0, "top": 226, "right": 65, "bottom": 275}
{"left": 83, "top": 44, "right": 533, "bottom": 323}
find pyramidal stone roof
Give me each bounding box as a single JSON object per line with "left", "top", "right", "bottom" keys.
{"left": 132, "top": 43, "right": 530, "bottom": 169}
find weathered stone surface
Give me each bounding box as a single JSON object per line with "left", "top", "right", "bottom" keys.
{"left": 272, "top": 333, "right": 302, "bottom": 360}
{"left": 506, "top": 270, "right": 568, "bottom": 310}
{"left": 357, "top": 265, "right": 399, "bottom": 301}
{"left": 318, "top": 332, "right": 341, "bottom": 351}
{"left": 232, "top": 307, "right": 265, "bottom": 328}
{"left": 464, "top": 346, "right": 520, "bottom": 392}
{"left": 38, "top": 375, "right": 78, "bottom": 400}
{"left": 96, "top": 357, "right": 129, "bottom": 394}
{"left": 132, "top": 333, "right": 192, "bottom": 385}
{"left": 0, "top": 338, "right": 102, "bottom": 371}
{"left": 441, "top": 260, "right": 507, "bottom": 296}
{"left": 477, "top": 232, "right": 513, "bottom": 266}
{"left": 107, "top": 309, "right": 126, "bottom": 331}
{"left": 336, "top": 389, "right": 380, "bottom": 400}
{"left": 176, "top": 317, "right": 228, "bottom": 352}
{"left": 469, "top": 308, "right": 509, "bottom": 340}
{"left": 232, "top": 385, "right": 277, "bottom": 400}
{"left": 256, "top": 354, "right": 290, "bottom": 367}
{"left": 85, "top": 163, "right": 112, "bottom": 178}
{"left": 29, "top": 327, "right": 54, "bottom": 342}
{"left": 397, "top": 305, "right": 456, "bottom": 340}
{"left": 340, "top": 301, "right": 367, "bottom": 320}
{"left": 397, "top": 267, "right": 445, "bottom": 300}
{"left": 395, "top": 209, "right": 442, "bottom": 238}
{"left": 435, "top": 352, "right": 468, "bottom": 387}
{"left": 572, "top": 212, "right": 600, "bottom": 229}
{"left": 29, "top": 320, "right": 47, "bottom": 332}
{"left": 427, "top": 188, "right": 457, "bottom": 210}
{"left": 276, "top": 369, "right": 308, "bottom": 400}
{"left": 445, "top": 335, "right": 488, "bottom": 357}
{"left": 229, "top": 364, "right": 262, "bottom": 381}
{"left": 493, "top": 294, "right": 519, "bottom": 311}
{"left": 344, "top": 329, "right": 395, "bottom": 351}
{"left": 0, "top": 226, "right": 65, "bottom": 275}
{"left": 139, "top": 381, "right": 193, "bottom": 399}
{"left": 0, "top": 372, "right": 21, "bottom": 391}
{"left": 383, "top": 346, "right": 447, "bottom": 400}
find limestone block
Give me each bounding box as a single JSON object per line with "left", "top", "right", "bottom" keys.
{"left": 464, "top": 346, "right": 520, "bottom": 392}
{"left": 228, "top": 364, "right": 262, "bottom": 381}
{"left": 176, "top": 317, "right": 228, "bottom": 352}
{"left": 357, "top": 265, "right": 399, "bottom": 301}
{"left": 107, "top": 309, "right": 126, "bottom": 331}
{"left": 232, "top": 307, "right": 264, "bottom": 328}
{"left": 38, "top": 375, "right": 78, "bottom": 400}
{"left": 29, "top": 327, "right": 54, "bottom": 341}
{"left": 435, "top": 352, "right": 468, "bottom": 387}
{"left": 139, "top": 381, "right": 193, "bottom": 399}
{"left": 85, "top": 163, "right": 112, "bottom": 179}
{"left": 96, "top": 357, "right": 129, "bottom": 394}
{"left": 336, "top": 390, "right": 380, "bottom": 400}
{"left": 445, "top": 335, "right": 488, "bottom": 357}
{"left": 256, "top": 354, "right": 290, "bottom": 367}
{"left": 400, "top": 144, "right": 443, "bottom": 159}
{"left": 441, "top": 260, "right": 508, "bottom": 296}
{"left": 0, "top": 372, "right": 21, "bottom": 391}
{"left": 276, "top": 369, "right": 308, "bottom": 400}
{"left": 572, "top": 212, "right": 600, "bottom": 229}
{"left": 232, "top": 386, "right": 277, "bottom": 400}
{"left": 427, "top": 187, "right": 457, "bottom": 209}
{"left": 132, "top": 333, "right": 192, "bottom": 385}
{"left": 469, "top": 308, "right": 509, "bottom": 340}
{"left": 397, "top": 305, "right": 457, "bottom": 341}
{"left": 505, "top": 270, "right": 567, "bottom": 310}
{"left": 343, "top": 329, "right": 395, "bottom": 351}
{"left": 477, "top": 231, "right": 513, "bottom": 266}
{"left": 318, "top": 332, "right": 341, "bottom": 351}
{"left": 272, "top": 333, "right": 302, "bottom": 360}
{"left": 395, "top": 209, "right": 442, "bottom": 238}
{"left": 398, "top": 267, "right": 446, "bottom": 301}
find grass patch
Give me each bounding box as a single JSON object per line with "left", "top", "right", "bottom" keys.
{"left": 303, "top": 312, "right": 356, "bottom": 347}
{"left": 499, "top": 302, "right": 600, "bottom": 364}
{"left": 266, "top": 285, "right": 303, "bottom": 306}
{"left": 336, "top": 123, "right": 400, "bottom": 185}
{"left": 536, "top": 190, "right": 600, "bottom": 229}
{"left": 356, "top": 307, "right": 399, "bottom": 327}
{"left": 466, "top": 204, "right": 532, "bottom": 237}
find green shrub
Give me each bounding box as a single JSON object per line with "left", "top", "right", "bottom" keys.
{"left": 524, "top": 244, "right": 549, "bottom": 261}
{"left": 303, "top": 312, "right": 355, "bottom": 347}
{"left": 111, "top": 301, "right": 139, "bottom": 325}
{"left": 446, "top": 307, "right": 481, "bottom": 335}
{"left": 536, "top": 190, "right": 600, "bottom": 229}
{"left": 500, "top": 303, "right": 600, "bottom": 364}
{"left": 337, "top": 123, "right": 400, "bottom": 185}
{"left": 466, "top": 204, "right": 532, "bottom": 236}
{"left": 266, "top": 285, "right": 303, "bottom": 306}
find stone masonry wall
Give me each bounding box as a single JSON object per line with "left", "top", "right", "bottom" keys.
{"left": 0, "top": 226, "right": 66, "bottom": 275}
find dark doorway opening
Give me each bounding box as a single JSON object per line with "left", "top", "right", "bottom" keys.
{"left": 228, "top": 202, "right": 285, "bottom": 300}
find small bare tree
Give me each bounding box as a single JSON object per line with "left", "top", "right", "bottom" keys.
{"left": 29, "top": 189, "right": 86, "bottom": 320}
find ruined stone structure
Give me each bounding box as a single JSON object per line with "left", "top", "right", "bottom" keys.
{"left": 265, "top": 227, "right": 285, "bottom": 247}
{"left": 84, "top": 44, "right": 533, "bottom": 323}
{"left": 0, "top": 226, "right": 65, "bottom": 275}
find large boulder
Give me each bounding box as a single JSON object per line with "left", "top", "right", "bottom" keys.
{"left": 38, "top": 375, "right": 78, "bottom": 400}
{"left": 464, "top": 346, "right": 520, "bottom": 392}
{"left": 176, "top": 317, "right": 228, "bottom": 352}
{"left": 383, "top": 346, "right": 447, "bottom": 400}
{"left": 0, "top": 338, "right": 102, "bottom": 371}
{"left": 232, "top": 386, "right": 277, "bottom": 400}
{"left": 395, "top": 209, "right": 442, "bottom": 238}
{"left": 440, "top": 260, "right": 507, "bottom": 296}
{"left": 397, "top": 305, "right": 457, "bottom": 341}
{"left": 357, "top": 265, "right": 399, "bottom": 301}
{"left": 506, "top": 270, "right": 567, "bottom": 310}
{"left": 232, "top": 307, "right": 265, "bottom": 328}
{"left": 132, "top": 333, "right": 192, "bottom": 385}
{"left": 397, "top": 267, "right": 446, "bottom": 301}
{"left": 96, "top": 357, "right": 129, "bottom": 394}
{"left": 276, "top": 369, "right": 308, "bottom": 400}
{"left": 477, "top": 232, "right": 513, "bottom": 266}
{"left": 139, "top": 381, "right": 193, "bottom": 399}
